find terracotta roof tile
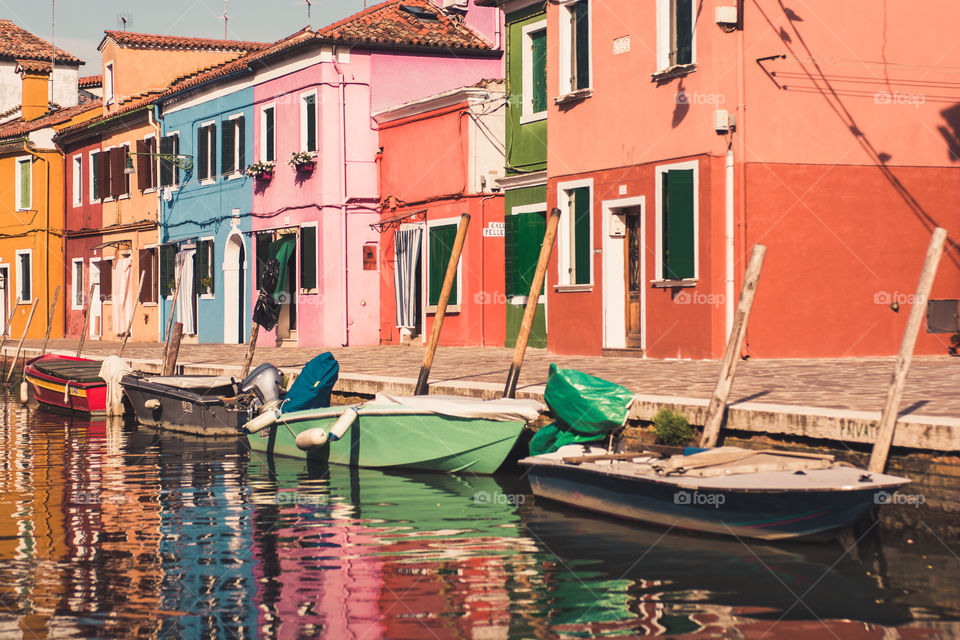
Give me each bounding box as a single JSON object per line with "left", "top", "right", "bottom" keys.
{"left": 318, "top": 0, "right": 492, "bottom": 50}
{"left": 15, "top": 58, "right": 52, "bottom": 74}
{"left": 100, "top": 30, "right": 267, "bottom": 53}
{"left": 0, "top": 100, "right": 101, "bottom": 141}
{"left": 79, "top": 74, "right": 102, "bottom": 88}
{"left": 0, "top": 19, "right": 83, "bottom": 65}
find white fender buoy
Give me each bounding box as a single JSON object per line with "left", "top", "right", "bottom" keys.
{"left": 19, "top": 380, "right": 28, "bottom": 404}
{"left": 244, "top": 409, "right": 280, "bottom": 434}
{"left": 328, "top": 407, "right": 359, "bottom": 442}
{"left": 295, "top": 427, "right": 330, "bottom": 450}
{"left": 145, "top": 399, "right": 161, "bottom": 410}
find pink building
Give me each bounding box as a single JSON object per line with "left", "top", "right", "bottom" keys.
{"left": 250, "top": 0, "right": 502, "bottom": 347}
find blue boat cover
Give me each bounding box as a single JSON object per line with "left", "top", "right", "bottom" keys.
{"left": 282, "top": 352, "right": 340, "bottom": 413}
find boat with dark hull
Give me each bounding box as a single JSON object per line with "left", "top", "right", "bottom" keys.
{"left": 25, "top": 354, "right": 108, "bottom": 415}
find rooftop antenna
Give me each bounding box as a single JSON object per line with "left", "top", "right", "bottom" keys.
{"left": 222, "top": 0, "right": 229, "bottom": 39}
{"left": 116, "top": 13, "right": 133, "bottom": 31}
{"left": 306, "top": 0, "right": 312, "bottom": 26}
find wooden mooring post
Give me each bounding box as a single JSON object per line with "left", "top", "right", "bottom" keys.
{"left": 39, "top": 286, "right": 60, "bottom": 356}
{"left": 0, "top": 297, "right": 21, "bottom": 375}
{"left": 117, "top": 272, "right": 146, "bottom": 358}
{"left": 869, "top": 227, "right": 947, "bottom": 473}
{"left": 162, "top": 264, "right": 186, "bottom": 367}
{"left": 414, "top": 213, "right": 470, "bottom": 395}
{"left": 240, "top": 322, "right": 260, "bottom": 380}
{"left": 162, "top": 322, "right": 184, "bottom": 376}
{"left": 504, "top": 207, "right": 561, "bottom": 398}
{"left": 700, "top": 244, "right": 767, "bottom": 449}
{"left": 76, "top": 284, "right": 95, "bottom": 357}
{"left": 6, "top": 298, "right": 39, "bottom": 383}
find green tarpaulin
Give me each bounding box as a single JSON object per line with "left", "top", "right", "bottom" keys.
{"left": 270, "top": 234, "right": 296, "bottom": 295}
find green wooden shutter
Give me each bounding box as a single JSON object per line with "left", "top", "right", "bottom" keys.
{"left": 305, "top": 96, "right": 317, "bottom": 152}
{"left": 675, "top": 0, "right": 693, "bottom": 65}
{"left": 428, "top": 224, "right": 457, "bottom": 306}
{"left": 209, "top": 125, "right": 216, "bottom": 179}
{"left": 574, "top": 1, "right": 590, "bottom": 90}
{"left": 159, "top": 136, "right": 172, "bottom": 187}
{"left": 237, "top": 116, "right": 246, "bottom": 170}
{"left": 531, "top": 30, "right": 547, "bottom": 113}
{"left": 256, "top": 233, "right": 272, "bottom": 290}
{"left": 300, "top": 226, "right": 317, "bottom": 290}
{"left": 193, "top": 247, "right": 201, "bottom": 294}
{"left": 504, "top": 214, "right": 518, "bottom": 296}
{"left": 18, "top": 160, "right": 30, "bottom": 209}
{"left": 663, "top": 169, "right": 695, "bottom": 279}
{"left": 221, "top": 120, "right": 235, "bottom": 175}
{"left": 516, "top": 210, "right": 546, "bottom": 296}
{"left": 160, "top": 245, "right": 174, "bottom": 297}
{"left": 572, "top": 187, "right": 591, "bottom": 284}
{"left": 197, "top": 126, "right": 209, "bottom": 180}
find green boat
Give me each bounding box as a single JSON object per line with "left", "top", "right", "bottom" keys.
{"left": 245, "top": 394, "right": 543, "bottom": 474}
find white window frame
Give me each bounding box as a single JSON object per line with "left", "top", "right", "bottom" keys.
{"left": 299, "top": 221, "right": 318, "bottom": 294}
{"left": 198, "top": 236, "right": 215, "bottom": 299}
{"left": 89, "top": 151, "right": 99, "bottom": 203}
{"left": 556, "top": 177, "right": 594, "bottom": 290}
{"left": 15, "top": 156, "right": 31, "bottom": 211}
{"left": 102, "top": 145, "right": 116, "bottom": 202}
{"left": 299, "top": 91, "right": 318, "bottom": 153}
{"left": 199, "top": 120, "right": 217, "bottom": 185}
{"left": 520, "top": 20, "right": 548, "bottom": 125}
{"left": 424, "top": 217, "right": 463, "bottom": 314}
{"left": 160, "top": 130, "right": 181, "bottom": 190}
{"left": 260, "top": 103, "right": 276, "bottom": 163}
{"left": 104, "top": 62, "right": 114, "bottom": 105}
{"left": 71, "top": 258, "right": 85, "bottom": 310}
{"left": 654, "top": 159, "right": 699, "bottom": 282}
{"left": 72, "top": 154, "right": 83, "bottom": 206}
{"left": 225, "top": 113, "right": 244, "bottom": 180}
{"left": 509, "top": 203, "right": 548, "bottom": 304}
{"left": 655, "top": 0, "right": 697, "bottom": 73}
{"left": 15, "top": 249, "right": 32, "bottom": 304}
{"left": 142, "top": 133, "right": 158, "bottom": 193}
{"left": 558, "top": 0, "right": 592, "bottom": 98}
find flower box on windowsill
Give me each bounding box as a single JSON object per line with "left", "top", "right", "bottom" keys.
{"left": 254, "top": 171, "right": 274, "bottom": 181}
{"left": 294, "top": 161, "right": 316, "bottom": 173}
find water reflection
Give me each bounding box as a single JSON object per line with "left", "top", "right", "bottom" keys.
{"left": 0, "top": 396, "right": 958, "bottom": 639}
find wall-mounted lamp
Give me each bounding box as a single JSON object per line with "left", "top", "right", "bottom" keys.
{"left": 124, "top": 151, "right": 194, "bottom": 174}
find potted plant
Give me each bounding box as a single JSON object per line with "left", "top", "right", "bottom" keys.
{"left": 245, "top": 160, "right": 276, "bottom": 180}
{"left": 289, "top": 150, "right": 316, "bottom": 172}
{"left": 199, "top": 276, "right": 213, "bottom": 295}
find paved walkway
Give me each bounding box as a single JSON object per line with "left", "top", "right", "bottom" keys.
{"left": 14, "top": 339, "right": 960, "bottom": 418}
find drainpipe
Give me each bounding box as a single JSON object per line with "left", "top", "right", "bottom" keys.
{"left": 736, "top": 0, "right": 748, "bottom": 356}
{"left": 22, "top": 144, "right": 51, "bottom": 337}
{"left": 149, "top": 105, "right": 163, "bottom": 342}
{"left": 725, "top": 146, "right": 734, "bottom": 339}
{"left": 480, "top": 194, "right": 498, "bottom": 346}
{"left": 333, "top": 56, "right": 349, "bottom": 347}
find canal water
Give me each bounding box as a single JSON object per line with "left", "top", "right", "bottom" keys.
{"left": 1, "top": 395, "right": 958, "bottom": 639}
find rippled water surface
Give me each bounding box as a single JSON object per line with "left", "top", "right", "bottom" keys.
{"left": 1, "top": 395, "right": 959, "bottom": 639}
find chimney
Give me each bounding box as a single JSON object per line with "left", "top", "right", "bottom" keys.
{"left": 17, "top": 60, "right": 52, "bottom": 121}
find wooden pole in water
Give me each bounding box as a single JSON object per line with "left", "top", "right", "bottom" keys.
{"left": 117, "top": 272, "right": 146, "bottom": 357}
{"left": 39, "top": 285, "right": 59, "bottom": 356}
{"left": 0, "top": 297, "right": 22, "bottom": 372}
{"left": 240, "top": 322, "right": 260, "bottom": 380}
{"left": 6, "top": 298, "right": 39, "bottom": 383}
{"left": 504, "top": 207, "right": 561, "bottom": 398}
{"left": 162, "top": 322, "right": 184, "bottom": 376}
{"left": 76, "top": 284, "right": 95, "bottom": 357}
{"left": 162, "top": 263, "right": 186, "bottom": 367}
{"left": 414, "top": 213, "right": 470, "bottom": 395}
{"left": 869, "top": 227, "right": 947, "bottom": 473}
{"left": 700, "top": 244, "right": 767, "bottom": 448}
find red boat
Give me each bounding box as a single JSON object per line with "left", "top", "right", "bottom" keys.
{"left": 24, "top": 354, "right": 108, "bottom": 415}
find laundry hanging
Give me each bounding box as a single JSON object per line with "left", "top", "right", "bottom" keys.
{"left": 112, "top": 254, "right": 133, "bottom": 337}
{"left": 176, "top": 249, "right": 196, "bottom": 335}
{"left": 394, "top": 226, "right": 422, "bottom": 329}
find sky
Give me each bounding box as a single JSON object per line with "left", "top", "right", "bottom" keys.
{"left": 2, "top": 0, "right": 372, "bottom": 73}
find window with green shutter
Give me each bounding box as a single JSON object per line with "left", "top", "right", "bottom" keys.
{"left": 572, "top": 0, "right": 590, "bottom": 90}
{"left": 505, "top": 210, "right": 546, "bottom": 297}
{"left": 160, "top": 244, "right": 176, "bottom": 297}
{"left": 530, "top": 29, "right": 547, "bottom": 113}
{"left": 671, "top": 0, "right": 693, "bottom": 66}
{"left": 571, "top": 187, "right": 591, "bottom": 285}
{"left": 17, "top": 159, "right": 31, "bottom": 210}
{"left": 300, "top": 226, "right": 317, "bottom": 291}
{"left": 661, "top": 168, "right": 695, "bottom": 280}
{"left": 428, "top": 224, "right": 458, "bottom": 307}
{"left": 195, "top": 240, "right": 214, "bottom": 295}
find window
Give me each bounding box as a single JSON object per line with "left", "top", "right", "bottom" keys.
{"left": 72, "top": 155, "right": 82, "bottom": 206}
{"left": 221, "top": 115, "right": 245, "bottom": 176}
{"left": 139, "top": 247, "right": 158, "bottom": 304}
{"left": 559, "top": 0, "right": 590, "bottom": 96}
{"left": 90, "top": 152, "right": 100, "bottom": 202}
{"left": 505, "top": 206, "right": 547, "bottom": 297}
{"left": 98, "top": 259, "right": 113, "bottom": 302}
{"left": 104, "top": 62, "right": 114, "bottom": 104}
{"left": 107, "top": 145, "right": 129, "bottom": 198}
{"left": 300, "top": 225, "right": 317, "bottom": 292}
{"left": 159, "top": 133, "right": 180, "bottom": 187}
{"left": 557, "top": 180, "right": 593, "bottom": 286}
{"left": 136, "top": 137, "right": 158, "bottom": 191}
{"left": 657, "top": 0, "right": 694, "bottom": 70}
{"left": 261, "top": 105, "right": 275, "bottom": 162}
{"left": 15, "top": 250, "right": 31, "bottom": 302}
{"left": 427, "top": 222, "right": 459, "bottom": 308}
{"left": 160, "top": 244, "right": 176, "bottom": 297}
{"left": 521, "top": 21, "right": 547, "bottom": 123}
{"left": 197, "top": 123, "right": 217, "bottom": 182}
{"left": 15, "top": 157, "right": 31, "bottom": 211}
{"left": 300, "top": 93, "right": 317, "bottom": 153}
{"left": 656, "top": 162, "right": 697, "bottom": 280}
{"left": 195, "top": 238, "right": 214, "bottom": 296}
{"left": 72, "top": 259, "right": 84, "bottom": 310}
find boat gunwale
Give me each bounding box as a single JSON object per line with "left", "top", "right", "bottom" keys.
{"left": 24, "top": 365, "right": 105, "bottom": 389}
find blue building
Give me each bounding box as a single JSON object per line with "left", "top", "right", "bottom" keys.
{"left": 156, "top": 83, "right": 256, "bottom": 344}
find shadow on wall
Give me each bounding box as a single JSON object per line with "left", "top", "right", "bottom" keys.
{"left": 938, "top": 103, "right": 960, "bottom": 162}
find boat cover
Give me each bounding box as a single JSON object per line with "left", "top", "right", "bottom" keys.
{"left": 657, "top": 446, "right": 838, "bottom": 478}
{"left": 99, "top": 356, "right": 133, "bottom": 416}
{"left": 135, "top": 375, "right": 237, "bottom": 389}
{"left": 374, "top": 393, "right": 544, "bottom": 423}
{"left": 282, "top": 352, "right": 339, "bottom": 413}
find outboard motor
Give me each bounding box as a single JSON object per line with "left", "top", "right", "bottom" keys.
{"left": 239, "top": 363, "right": 285, "bottom": 411}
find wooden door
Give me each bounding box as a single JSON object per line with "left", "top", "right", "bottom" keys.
{"left": 624, "top": 208, "right": 642, "bottom": 348}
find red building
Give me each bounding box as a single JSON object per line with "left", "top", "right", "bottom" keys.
{"left": 376, "top": 81, "right": 508, "bottom": 347}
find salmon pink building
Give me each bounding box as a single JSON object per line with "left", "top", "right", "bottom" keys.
{"left": 482, "top": 0, "right": 960, "bottom": 359}
{"left": 375, "top": 81, "right": 507, "bottom": 348}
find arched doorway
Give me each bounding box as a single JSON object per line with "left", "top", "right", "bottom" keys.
{"left": 223, "top": 232, "right": 246, "bottom": 344}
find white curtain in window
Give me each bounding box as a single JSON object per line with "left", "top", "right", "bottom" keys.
{"left": 112, "top": 254, "right": 133, "bottom": 336}
{"left": 175, "top": 249, "right": 195, "bottom": 335}
{"left": 393, "top": 226, "right": 422, "bottom": 329}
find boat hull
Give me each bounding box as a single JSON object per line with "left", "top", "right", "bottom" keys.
{"left": 524, "top": 460, "right": 907, "bottom": 541}
{"left": 25, "top": 355, "right": 107, "bottom": 415}
{"left": 247, "top": 406, "right": 525, "bottom": 474}
{"left": 121, "top": 374, "right": 246, "bottom": 436}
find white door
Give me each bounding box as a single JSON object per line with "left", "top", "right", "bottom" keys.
{"left": 222, "top": 234, "right": 244, "bottom": 344}
{"left": 89, "top": 259, "right": 102, "bottom": 338}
